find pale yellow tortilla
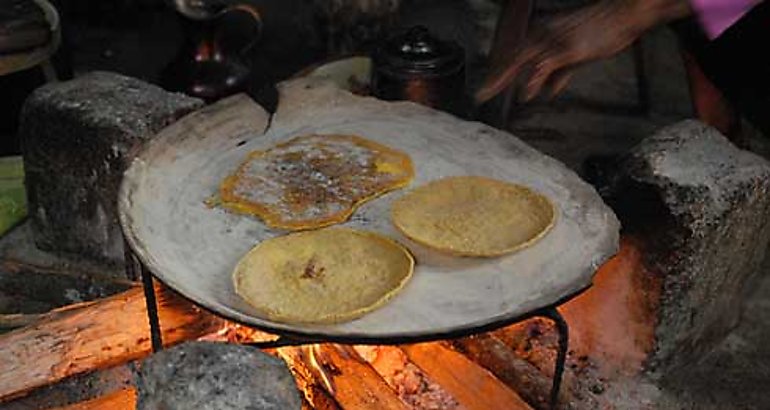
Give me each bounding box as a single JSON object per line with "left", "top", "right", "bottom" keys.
{"left": 391, "top": 176, "right": 556, "bottom": 257}
{"left": 233, "top": 228, "right": 414, "bottom": 324}
{"left": 219, "top": 134, "right": 413, "bottom": 230}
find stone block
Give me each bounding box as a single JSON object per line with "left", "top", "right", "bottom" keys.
{"left": 610, "top": 120, "right": 770, "bottom": 372}
{"left": 136, "top": 341, "right": 302, "bottom": 410}
{"left": 19, "top": 71, "right": 203, "bottom": 266}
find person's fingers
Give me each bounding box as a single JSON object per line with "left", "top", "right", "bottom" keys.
{"left": 474, "top": 45, "right": 542, "bottom": 104}
{"left": 546, "top": 69, "right": 574, "bottom": 99}
{"left": 474, "top": 59, "right": 526, "bottom": 103}
{"left": 523, "top": 50, "right": 576, "bottom": 101}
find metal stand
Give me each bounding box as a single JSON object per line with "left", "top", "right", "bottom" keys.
{"left": 245, "top": 337, "right": 320, "bottom": 349}
{"left": 125, "top": 240, "right": 164, "bottom": 353}
{"left": 130, "top": 249, "right": 571, "bottom": 409}
{"left": 540, "top": 307, "right": 569, "bottom": 410}
{"left": 140, "top": 263, "right": 165, "bottom": 353}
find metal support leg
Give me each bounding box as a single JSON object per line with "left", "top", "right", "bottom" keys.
{"left": 139, "top": 263, "right": 164, "bottom": 352}
{"left": 541, "top": 307, "right": 569, "bottom": 410}
{"left": 123, "top": 238, "right": 139, "bottom": 282}
{"left": 246, "top": 337, "right": 321, "bottom": 349}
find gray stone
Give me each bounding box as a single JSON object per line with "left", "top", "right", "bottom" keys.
{"left": 611, "top": 120, "right": 770, "bottom": 373}
{"left": 19, "top": 71, "right": 203, "bottom": 267}
{"left": 136, "top": 342, "right": 302, "bottom": 410}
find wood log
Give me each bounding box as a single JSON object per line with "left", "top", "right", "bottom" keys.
{"left": 452, "top": 333, "right": 575, "bottom": 410}
{"left": 51, "top": 388, "right": 136, "bottom": 410}
{"left": 279, "top": 344, "right": 409, "bottom": 410}
{"left": 313, "top": 344, "right": 409, "bottom": 410}
{"left": 493, "top": 319, "right": 558, "bottom": 374}
{"left": 354, "top": 345, "right": 462, "bottom": 409}
{"left": 401, "top": 342, "right": 533, "bottom": 410}
{"left": 277, "top": 346, "right": 342, "bottom": 410}
{"left": 0, "top": 283, "right": 224, "bottom": 402}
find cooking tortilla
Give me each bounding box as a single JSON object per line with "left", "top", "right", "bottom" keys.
{"left": 219, "top": 134, "right": 413, "bottom": 230}
{"left": 233, "top": 228, "right": 415, "bottom": 324}
{"left": 391, "top": 176, "right": 556, "bottom": 257}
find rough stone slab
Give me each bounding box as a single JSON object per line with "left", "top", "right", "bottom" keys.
{"left": 135, "top": 341, "right": 301, "bottom": 410}
{"left": 19, "top": 71, "right": 203, "bottom": 267}
{"left": 611, "top": 120, "right": 770, "bottom": 373}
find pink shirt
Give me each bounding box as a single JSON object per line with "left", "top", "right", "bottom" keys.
{"left": 691, "top": 0, "right": 763, "bottom": 38}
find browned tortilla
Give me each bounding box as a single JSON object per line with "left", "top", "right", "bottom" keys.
{"left": 219, "top": 134, "right": 414, "bottom": 230}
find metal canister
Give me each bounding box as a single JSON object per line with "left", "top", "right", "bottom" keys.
{"left": 371, "top": 26, "right": 467, "bottom": 116}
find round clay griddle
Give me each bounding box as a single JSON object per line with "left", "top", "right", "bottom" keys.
{"left": 119, "top": 79, "right": 620, "bottom": 343}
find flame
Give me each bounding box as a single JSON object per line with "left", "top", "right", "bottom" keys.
{"left": 192, "top": 237, "right": 660, "bottom": 408}
{"left": 196, "top": 320, "right": 279, "bottom": 344}
{"left": 559, "top": 236, "right": 660, "bottom": 376}
{"left": 496, "top": 236, "right": 661, "bottom": 380}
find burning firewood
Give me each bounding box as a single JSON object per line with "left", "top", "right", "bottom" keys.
{"left": 50, "top": 388, "right": 136, "bottom": 410}
{"left": 452, "top": 334, "right": 577, "bottom": 410}
{"left": 354, "top": 345, "right": 461, "bottom": 409}
{"left": 277, "top": 346, "right": 342, "bottom": 410}
{"left": 401, "top": 342, "right": 533, "bottom": 410}
{"left": 0, "top": 282, "right": 223, "bottom": 402}
{"left": 278, "top": 344, "right": 410, "bottom": 410}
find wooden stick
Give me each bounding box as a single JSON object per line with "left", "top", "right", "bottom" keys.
{"left": 354, "top": 345, "right": 461, "bottom": 409}
{"left": 452, "top": 334, "right": 576, "bottom": 410}
{"left": 279, "top": 344, "right": 409, "bottom": 410}
{"left": 0, "top": 283, "right": 224, "bottom": 402}
{"left": 277, "top": 346, "right": 342, "bottom": 410}
{"left": 50, "top": 388, "right": 136, "bottom": 410}
{"left": 401, "top": 342, "right": 533, "bottom": 410}
{"left": 314, "top": 344, "right": 409, "bottom": 410}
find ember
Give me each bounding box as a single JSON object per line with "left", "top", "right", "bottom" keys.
{"left": 354, "top": 345, "right": 460, "bottom": 410}
{"left": 560, "top": 236, "right": 660, "bottom": 378}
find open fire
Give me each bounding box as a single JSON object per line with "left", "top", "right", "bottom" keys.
{"left": 0, "top": 236, "right": 658, "bottom": 410}
{"left": 3, "top": 50, "right": 767, "bottom": 409}
{"left": 267, "top": 236, "right": 659, "bottom": 410}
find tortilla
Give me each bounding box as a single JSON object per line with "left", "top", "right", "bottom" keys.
{"left": 391, "top": 176, "right": 556, "bottom": 257}
{"left": 219, "top": 134, "right": 413, "bottom": 230}
{"left": 233, "top": 228, "right": 415, "bottom": 324}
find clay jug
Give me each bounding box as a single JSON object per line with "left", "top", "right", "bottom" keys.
{"left": 162, "top": 0, "right": 261, "bottom": 102}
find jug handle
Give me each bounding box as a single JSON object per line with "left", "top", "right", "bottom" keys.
{"left": 213, "top": 3, "right": 262, "bottom": 56}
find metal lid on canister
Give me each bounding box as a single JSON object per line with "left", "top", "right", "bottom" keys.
{"left": 372, "top": 25, "right": 464, "bottom": 79}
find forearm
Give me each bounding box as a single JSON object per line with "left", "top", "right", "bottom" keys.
{"left": 626, "top": 0, "right": 693, "bottom": 35}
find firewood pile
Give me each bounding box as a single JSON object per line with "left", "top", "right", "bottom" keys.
{"left": 0, "top": 271, "right": 598, "bottom": 410}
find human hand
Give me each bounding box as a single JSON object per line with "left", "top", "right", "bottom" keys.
{"left": 475, "top": 0, "right": 691, "bottom": 104}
